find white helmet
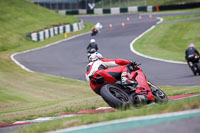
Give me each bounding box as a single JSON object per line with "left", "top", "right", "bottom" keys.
{"left": 90, "top": 39, "right": 95, "bottom": 43}
{"left": 89, "top": 52, "right": 103, "bottom": 62}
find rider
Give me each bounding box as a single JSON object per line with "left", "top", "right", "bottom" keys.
{"left": 87, "top": 39, "right": 98, "bottom": 58}
{"left": 85, "top": 52, "right": 138, "bottom": 94}
{"left": 92, "top": 27, "right": 97, "bottom": 32}
{"left": 185, "top": 43, "right": 200, "bottom": 75}
{"left": 91, "top": 22, "right": 102, "bottom": 36}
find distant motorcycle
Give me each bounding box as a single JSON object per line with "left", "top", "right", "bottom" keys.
{"left": 91, "top": 28, "right": 98, "bottom": 36}
{"left": 187, "top": 53, "right": 200, "bottom": 75}
{"left": 90, "top": 62, "right": 168, "bottom": 108}
{"left": 91, "top": 22, "right": 102, "bottom": 36}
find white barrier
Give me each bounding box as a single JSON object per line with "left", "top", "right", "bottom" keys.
{"left": 26, "top": 21, "right": 84, "bottom": 41}
{"left": 94, "top": 8, "right": 103, "bottom": 15}
{"left": 128, "top": 6, "right": 138, "bottom": 12}
{"left": 111, "top": 7, "right": 120, "bottom": 14}
{"left": 79, "top": 9, "right": 87, "bottom": 15}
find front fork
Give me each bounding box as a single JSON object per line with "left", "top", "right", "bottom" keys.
{"left": 147, "top": 81, "right": 157, "bottom": 92}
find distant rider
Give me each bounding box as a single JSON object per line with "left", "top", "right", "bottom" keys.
{"left": 91, "top": 22, "right": 102, "bottom": 36}
{"left": 85, "top": 52, "right": 138, "bottom": 94}
{"left": 91, "top": 27, "right": 98, "bottom": 36}
{"left": 185, "top": 43, "right": 200, "bottom": 75}
{"left": 87, "top": 39, "right": 98, "bottom": 58}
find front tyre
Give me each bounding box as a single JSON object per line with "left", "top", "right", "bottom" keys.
{"left": 100, "top": 84, "right": 132, "bottom": 109}
{"left": 195, "top": 62, "right": 200, "bottom": 75}
{"left": 148, "top": 82, "right": 168, "bottom": 103}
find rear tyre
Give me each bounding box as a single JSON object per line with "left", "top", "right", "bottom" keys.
{"left": 100, "top": 84, "right": 132, "bottom": 109}
{"left": 91, "top": 31, "right": 98, "bottom": 36}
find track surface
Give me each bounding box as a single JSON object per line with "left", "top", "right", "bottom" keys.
{"left": 46, "top": 109, "right": 200, "bottom": 133}
{"left": 13, "top": 11, "right": 200, "bottom": 86}
{"left": 121, "top": 116, "right": 200, "bottom": 133}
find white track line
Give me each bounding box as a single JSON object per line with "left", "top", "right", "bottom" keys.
{"left": 46, "top": 109, "right": 200, "bottom": 133}
{"left": 130, "top": 17, "right": 186, "bottom": 64}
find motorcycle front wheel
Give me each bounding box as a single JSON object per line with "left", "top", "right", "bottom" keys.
{"left": 148, "top": 82, "right": 168, "bottom": 103}
{"left": 100, "top": 84, "right": 132, "bottom": 109}
{"left": 195, "top": 62, "right": 200, "bottom": 75}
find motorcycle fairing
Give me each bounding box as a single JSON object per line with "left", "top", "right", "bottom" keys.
{"left": 133, "top": 68, "right": 155, "bottom": 101}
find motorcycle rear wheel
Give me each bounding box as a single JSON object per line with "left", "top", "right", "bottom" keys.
{"left": 100, "top": 84, "right": 132, "bottom": 109}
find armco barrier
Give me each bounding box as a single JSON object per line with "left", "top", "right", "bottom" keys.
{"left": 26, "top": 20, "right": 84, "bottom": 42}
{"left": 158, "top": 2, "right": 200, "bottom": 11}
{"left": 58, "top": 2, "right": 200, "bottom": 15}
{"left": 58, "top": 6, "right": 153, "bottom": 15}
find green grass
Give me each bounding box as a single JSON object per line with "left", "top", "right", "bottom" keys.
{"left": 161, "top": 86, "right": 200, "bottom": 96}
{"left": 133, "top": 13, "right": 200, "bottom": 62}
{"left": 0, "top": 25, "right": 97, "bottom": 123}
{"left": 163, "top": 14, "right": 200, "bottom": 22}
{"left": 16, "top": 85, "right": 200, "bottom": 133}
{"left": 18, "top": 95, "right": 200, "bottom": 133}
{"left": 0, "top": 0, "right": 79, "bottom": 52}
{"left": 0, "top": 0, "right": 97, "bottom": 124}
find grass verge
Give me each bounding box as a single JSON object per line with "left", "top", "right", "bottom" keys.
{"left": 0, "top": 22, "right": 98, "bottom": 124}
{"left": 17, "top": 91, "right": 200, "bottom": 133}
{"left": 0, "top": 0, "right": 97, "bottom": 124}
{"left": 133, "top": 10, "right": 200, "bottom": 62}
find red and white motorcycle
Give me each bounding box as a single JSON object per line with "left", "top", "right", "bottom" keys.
{"left": 90, "top": 63, "right": 168, "bottom": 108}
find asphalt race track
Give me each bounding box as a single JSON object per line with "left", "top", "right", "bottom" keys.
{"left": 120, "top": 116, "right": 200, "bottom": 133}
{"left": 13, "top": 11, "right": 200, "bottom": 86}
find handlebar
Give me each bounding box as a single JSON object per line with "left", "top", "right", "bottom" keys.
{"left": 131, "top": 61, "right": 141, "bottom": 67}
{"left": 128, "top": 61, "right": 141, "bottom": 71}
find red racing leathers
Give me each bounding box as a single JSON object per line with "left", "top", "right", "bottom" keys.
{"left": 85, "top": 58, "right": 133, "bottom": 94}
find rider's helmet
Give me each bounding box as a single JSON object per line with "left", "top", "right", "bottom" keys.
{"left": 89, "top": 52, "right": 103, "bottom": 62}
{"left": 189, "top": 43, "right": 195, "bottom": 47}
{"left": 90, "top": 39, "right": 95, "bottom": 43}
{"left": 93, "top": 27, "right": 97, "bottom": 31}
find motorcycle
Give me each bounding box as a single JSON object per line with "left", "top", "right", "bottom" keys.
{"left": 187, "top": 54, "right": 200, "bottom": 75}
{"left": 91, "top": 29, "right": 98, "bottom": 36}
{"left": 90, "top": 63, "right": 168, "bottom": 108}
{"left": 91, "top": 22, "right": 102, "bottom": 36}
